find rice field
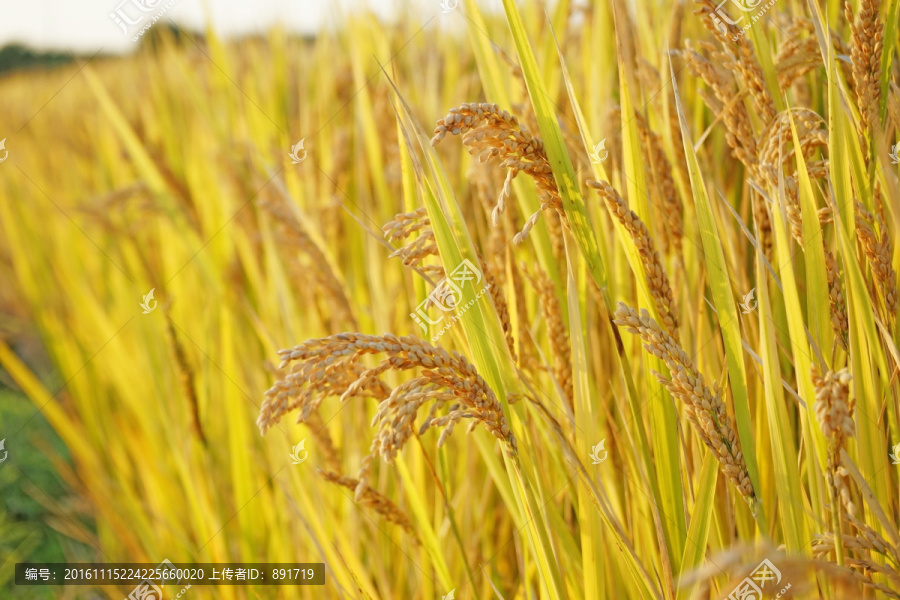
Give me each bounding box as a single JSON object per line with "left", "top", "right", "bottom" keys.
{"left": 1, "top": 0, "right": 900, "bottom": 598}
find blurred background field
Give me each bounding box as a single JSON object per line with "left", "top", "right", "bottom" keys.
{"left": 1, "top": 0, "right": 900, "bottom": 599}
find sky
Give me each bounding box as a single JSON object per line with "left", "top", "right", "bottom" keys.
{"left": 0, "top": 0, "right": 503, "bottom": 53}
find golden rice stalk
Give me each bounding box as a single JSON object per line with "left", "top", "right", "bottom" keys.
{"left": 666, "top": 94, "right": 690, "bottom": 189}
{"left": 680, "top": 44, "right": 758, "bottom": 172}
{"left": 888, "top": 82, "right": 900, "bottom": 136}
{"left": 512, "top": 258, "right": 539, "bottom": 373}
{"left": 545, "top": 209, "right": 565, "bottom": 268}
{"left": 600, "top": 106, "right": 624, "bottom": 177}
{"left": 813, "top": 517, "right": 900, "bottom": 599}
{"left": 258, "top": 334, "right": 517, "bottom": 499}
{"left": 693, "top": 0, "right": 777, "bottom": 126}
{"left": 679, "top": 43, "right": 773, "bottom": 254}
{"left": 262, "top": 198, "right": 358, "bottom": 329}
{"left": 304, "top": 410, "right": 342, "bottom": 474}
{"left": 731, "top": 39, "right": 778, "bottom": 128}
{"left": 528, "top": 267, "right": 572, "bottom": 404}
{"left": 812, "top": 366, "right": 856, "bottom": 515}
{"left": 471, "top": 170, "right": 509, "bottom": 263}
{"left": 845, "top": 0, "right": 884, "bottom": 137}
{"left": 588, "top": 180, "right": 680, "bottom": 341}
{"left": 480, "top": 253, "right": 517, "bottom": 363}
{"left": 782, "top": 180, "right": 806, "bottom": 244}
{"left": 855, "top": 198, "right": 899, "bottom": 320}
{"left": 618, "top": 108, "right": 684, "bottom": 254}
{"left": 844, "top": 513, "right": 900, "bottom": 566}
{"left": 165, "top": 320, "right": 206, "bottom": 445}
{"left": 613, "top": 303, "right": 755, "bottom": 500}
{"left": 750, "top": 193, "right": 774, "bottom": 259}
{"left": 757, "top": 108, "right": 828, "bottom": 244}
{"left": 824, "top": 247, "right": 850, "bottom": 352}
{"left": 813, "top": 530, "right": 891, "bottom": 561}
{"left": 320, "top": 470, "right": 417, "bottom": 538}
{"left": 639, "top": 120, "right": 683, "bottom": 255}
{"left": 498, "top": 50, "right": 525, "bottom": 85}
{"left": 810, "top": 366, "right": 900, "bottom": 597}
{"left": 431, "top": 103, "right": 566, "bottom": 244}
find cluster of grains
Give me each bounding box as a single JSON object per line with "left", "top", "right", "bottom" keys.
{"left": 259, "top": 358, "right": 391, "bottom": 434}
{"left": 320, "top": 471, "right": 416, "bottom": 538}
{"left": 382, "top": 208, "right": 444, "bottom": 280}
{"left": 812, "top": 366, "right": 856, "bottom": 515}
{"left": 589, "top": 180, "right": 680, "bottom": 341}
{"left": 258, "top": 333, "right": 516, "bottom": 501}
{"left": 855, "top": 199, "right": 898, "bottom": 320}
{"left": 263, "top": 358, "right": 410, "bottom": 534}
{"left": 636, "top": 111, "right": 683, "bottom": 254}
{"left": 813, "top": 516, "right": 900, "bottom": 598}
{"left": 610, "top": 107, "right": 684, "bottom": 254}
{"left": 527, "top": 267, "right": 572, "bottom": 404}
{"left": 679, "top": 43, "right": 759, "bottom": 173}
{"left": 757, "top": 108, "right": 829, "bottom": 244}
{"left": 775, "top": 17, "right": 851, "bottom": 91}
{"left": 383, "top": 210, "right": 515, "bottom": 357}
{"left": 889, "top": 82, "right": 900, "bottom": 135}
{"left": 599, "top": 106, "right": 625, "bottom": 176}
{"left": 693, "top": 0, "right": 777, "bottom": 126}
{"left": 431, "top": 103, "right": 566, "bottom": 244}
{"left": 687, "top": 0, "right": 803, "bottom": 258}
{"left": 757, "top": 109, "right": 828, "bottom": 183}
{"left": 678, "top": 42, "right": 773, "bottom": 253}
{"left": 383, "top": 207, "right": 431, "bottom": 243}
{"left": 845, "top": 0, "right": 884, "bottom": 138}
{"left": 261, "top": 198, "right": 358, "bottom": 329}
{"left": 810, "top": 366, "right": 900, "bottom": 597}
{"left": 613, "top": 303, "right": 754, "bottom": 499}
{"left": 824, "top": 248, "right": 850, "bottom": 352}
